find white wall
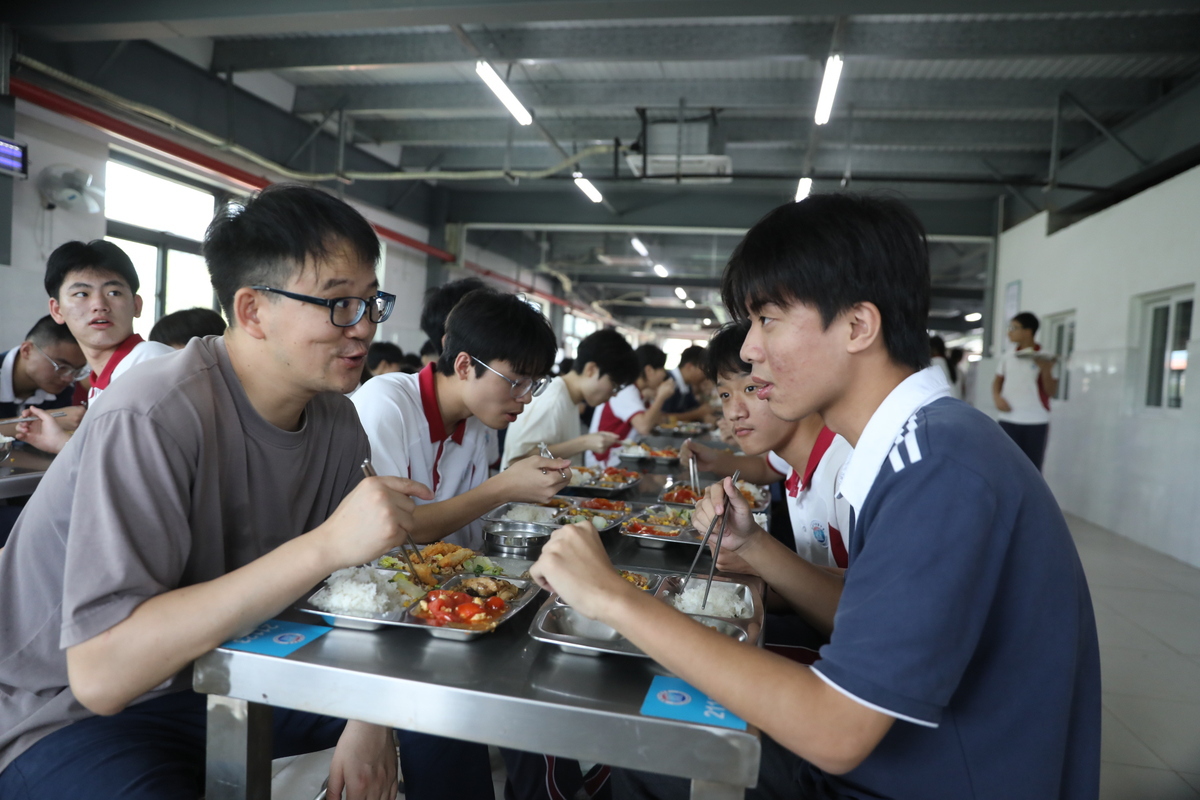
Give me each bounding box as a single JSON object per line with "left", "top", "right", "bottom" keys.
{"left": 985, "top": 163, "right": 1200, "bottom": 567}
{"left": 1, "top": 112, "right": 109, "bottom": 345}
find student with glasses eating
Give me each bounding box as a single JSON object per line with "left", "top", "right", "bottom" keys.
{"left": 0, "top": 315, "right": 88, "bottom": 425}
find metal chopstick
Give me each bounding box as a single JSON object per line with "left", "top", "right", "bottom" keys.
{"left": 0, "top": 410, "right": 68, "bottom": 427}
{"left": 688, "top": 450, "right": 700, "bottom": 496}
{"left": 360, "top": 459, "right": 429, "bottom": 584}
{"left": 538, "top": 441, "right": 569, "bottom": 480}
{"left": 701, "top": 469, "right": 741, "bottom": 611}
{"left": 681, "top": 469, "right": 741, "bottom": 593}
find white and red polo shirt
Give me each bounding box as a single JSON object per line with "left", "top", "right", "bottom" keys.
{"left": 766, "top": 427, "right": 854, "bottom": 569}
{"left": 351, "top": 363, "right": 494, "bottom": 549}
{"left": 86, "top": 334, "right": 174, "bottom": 406}
{"left": 585, "top": 382, "right": 646, "bottom": 467}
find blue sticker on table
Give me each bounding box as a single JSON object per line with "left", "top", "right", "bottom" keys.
{"left": 640, "top": 675, "right": 747, "bottom": 731}
{"left": 221, "top": 620, "right": 332, "bottom": 657}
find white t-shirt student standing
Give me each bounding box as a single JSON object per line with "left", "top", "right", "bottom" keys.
{"left": 995, "top": 347, "right": 1051, "bottom": 425}
{"left": 766, "top": 428, "right": 854, "bottom": 568}
{"left": 585, "top": 382, "right": 645, "bottom": 467}
{"left": 501, "top": 376, "right": 580, "bottom": 470}
{"left": 352, "top": 363, "right": 495, "bottom": 550}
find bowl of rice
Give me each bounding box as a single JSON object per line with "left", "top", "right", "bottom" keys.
{"left": 666, "top": 578, "right": 753, "bottom": 619}
{"left": 484, "top": 521, "right": 552, "bottom": 555}
{"left": 310, "top": 566, "right": 425, "bottom": 619}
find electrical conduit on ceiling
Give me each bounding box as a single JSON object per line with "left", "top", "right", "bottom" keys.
{"left": 9, "top": 69, "right": 615, "bottom": 325}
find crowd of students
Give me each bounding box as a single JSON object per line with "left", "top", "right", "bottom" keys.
{"left": 0, "top": 184, "right": 1099, "bottom": 800}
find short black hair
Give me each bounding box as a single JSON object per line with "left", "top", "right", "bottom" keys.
{"left": 436, "top": 288, "right": 557, "bottom": 379}
{"left": 204, "top": 184, "right": 380, "bottom": 321}
{"left": 421, "top": 277, "right": 487, "bottom": 354}
{"left": 678, "top": 345, "right": 707, "bottom": 369}
{"left": 400, "top": 353, "right": 423, "bottom": 373}
{"left": 573, "top": 329, "right": 637, "bottom": 387}
{"left": 929, "top": 335, "right": 947, "bottom": 358}
{"left": 148, "top": 307, "right": 227, "bottom": 347}
{"left": 721, "top": 194, "right": 932, "bottom": 372}
{"left": 367, "top": 341, "right": 405, "bottom": 371}
{"left": 1011, "top": 311, "right": 1040, "bottom": 335}
{"left": 419, "top": 339, "right": 439, "bottom": 358}
{"left": 635, "top": 344, "right": 667, "bottom": 375}
{"left": 704, "top": 321, "right": 752, "bottom": 383}
{"left": 25, "top": 315, "right": 78, "bottom": 348}
{"left": 45, "top": 240, "right": 140, "bottom": 298}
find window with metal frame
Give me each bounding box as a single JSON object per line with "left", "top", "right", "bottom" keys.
{"left": 1044, "top": 312, "right": 1076, "bottom": 401}
{"left": 1142, "top": 289, "right": 1193, "bottom": 409}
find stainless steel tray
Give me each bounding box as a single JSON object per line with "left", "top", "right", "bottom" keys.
{"left": 655, "top": 575, "right": 764, "bottom": 644}
{"left": 618, "top": 448, "right": 681, "bottom": 466}
{"left": 551, "top": 568, "right": 661, "bottom": 602}
{"left": 621, "top": 505, "right": 701, "bottom": 549}
{"left": 657, "top": 481, "right": 770, "bottom": 512}
{"left": 482, "top": 502, "right": 564, "bottom": 528}
{"left": 568, "top": 475, "right": 642, "bottom": 497}
{"left": 652, "top": 422, "right": 712, "bottom": 437}
{"left": 299, "top": 573, "right": 542, "bottom": 640}
{"left": 552, "top": 507, "right": 629, "bottom": 533}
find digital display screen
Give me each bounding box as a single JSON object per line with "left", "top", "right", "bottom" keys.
{"left": 0, "top": 137, "right": 28, "bottom": 177}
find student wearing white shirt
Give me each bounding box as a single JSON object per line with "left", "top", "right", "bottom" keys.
{"left": 15, "top": 241, "right": 173, "bottom": 453}
{"left": 993, "top": 311, "right": 1057, "bottom": 470}
{"left": 502, "top": 328, "right": 638, "bottom": 469}
{"left": 585, "top": 344, "right": 676, "bottom": 466}
{"left": 661, "top": 345, "right": 714, "bottom": 423}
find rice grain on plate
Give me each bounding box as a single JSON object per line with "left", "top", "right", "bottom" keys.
{"left": 315, "top": 567, "right": 408, "bottom": 615}
{"left": 671, "top": 581, "right": 751, "bottom": 619}
{"left": 503, "top": 505, "right": 557, "bottom": 524}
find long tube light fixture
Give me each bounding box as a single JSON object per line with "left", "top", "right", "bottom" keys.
{"left": 475, "top": 61, "right": 532, "bottom": 126}
{"left": 573, "top": 172, "right": 604, "bottom": 203}
{"left": 674, "top": 287, "right": 688, "bottom": 300}
{"left": 630, "top": 237, "right": 650, "bottom": 257}
{"left": 795, "top": 177, "right": 813, "bottom": 203}
{"left": 814, "top": 54, "right": 843, "bottom": 126}
{"left": 653, "top": 264, "right": 669, "bottom": 278}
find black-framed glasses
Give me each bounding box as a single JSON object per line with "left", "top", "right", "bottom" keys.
{"left": 470, "top": 355, "right": 551, "bottom": 400}
{"left": 251, "top": 286, "right": 396, "bottom": 327}
{"left": 33, "top": 342, "right": 90, "bottom": 381}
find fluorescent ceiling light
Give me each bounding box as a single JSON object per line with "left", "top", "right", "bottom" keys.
{"left": 965, "top": 312, "right": 983, "bottom": 322}
{"left": 475, "top": 61, "right": 532, "bottom": 126}
{"left": 631, "top": 237, "right": 649, "bottom": 257}
{"left": 703, "top": 317, "right": 712, "bottom": 325}
{"left": 814, "top": 54, "right": 843, "bottom": 126}
{"left": 572, "top": 172, "right": 604, "bottom": 203}
{"left": 795, "top": 177, "right": 813, "bottom": 202}
{"left": 653, "top": 264, "right": 668, "bottom": 278}
{"left": 674, "top": 287, "right": 688, "bottom": 300}
{"left": 685, "top": 299, "right": 696, "bottom": 309}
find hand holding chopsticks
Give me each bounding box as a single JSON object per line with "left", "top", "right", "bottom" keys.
{"left": 360, "top": 459, "right": 432, "bottom": 585}
{"left": 682, "top": 469, "right": 742, "bottom": 611}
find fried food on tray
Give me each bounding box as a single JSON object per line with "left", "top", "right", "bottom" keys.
{"left": 457, "top": 576, "right": 520, "bottom": 602}
{"left": 662, "top": 486, "right": 701, "bottom": 505}
{"left": 599, "top": 466, "right": 639, "bottom": 484}
{"left": 579, "top": 498, "right": 629, "bottom": 512}
{"left": 619, "top": 570, "right": 651, "bottom": 590}
{"left": 626, "top": 520, "right": 681, "bottom": 538}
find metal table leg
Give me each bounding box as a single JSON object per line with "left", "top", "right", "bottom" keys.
{"left": 690, "top": 779, "right": 746, "bottom": 799}
{"left": 205, "top": 695, "right": 273, "bottom": 800}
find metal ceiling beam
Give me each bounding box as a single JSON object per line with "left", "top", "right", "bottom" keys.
{"left": 295, "top": 78, "right": 1162, "bottom": 116}
{"left": 357, "top": 117, "right": 1095, "bottom": 151}
{"left": 15, "top": 2, "right": 1199, "bottom": 42}
{"left": 571, "top": 273, "right": 986, "bottom": 302}
{"left": 604, "top": 304, "right": 715, "bottom": 320}
{"left": 212, "top": 16, "right": 1200, "bottom": 72}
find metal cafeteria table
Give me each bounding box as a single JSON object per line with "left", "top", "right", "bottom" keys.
{"left": 195, "top": 443, "right": 765, "bottom": 799}
{"left": 0, "top": 446, "right": 55, "bottom": 500}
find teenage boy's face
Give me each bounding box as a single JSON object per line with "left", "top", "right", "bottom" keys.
{"left": 642, "top": 365, "right": 667, "bottom": 390}
{"left": 715, "top": 370, "right": 797, "bottom": 456}
{"left": 261, "top": 248, "right": 379, "bottom": 396}
{"left": 1007, "top": 321, "right": 1032, "bottom": 345}
{"left": 49, "top": 269, "right": 141, "bottom": 353}
{"left": 579, "top": 362, "right": 618, "bottom": 407}
{"left": 20, "top": 339, "right": 87, "bottom": 395}
{"left": 741, "top": 300, "right": 847, "bottom": 422}
{"left": 463, "top": 357, "right": 536, "bottom": 430}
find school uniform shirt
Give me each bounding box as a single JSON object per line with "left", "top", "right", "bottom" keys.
{"left": 994, "top": 346, "right": 1051, "bottom": 425}
{"left": 764, "top": 428, "right": 854, "bottom": 568}
{"left": 0, "top": 336, "right": 368, "bottom": 773}
{"left": 585, "top": 382, "right": 645, "bottom": 467}
{"left": 501, "top": 376, "right": 580, "bottom": 470}
{"left": 352, "top": 363, "right": 494, "bottom": 550}
{"left": 86, "top": 334, "right": 174, "bottom": 406}
{"left": 805, "top": 366, "right": 1100, "bottom": 799}
{"left": 661, "top": 367, "right": 699, "bottom": 415}
{"left": 0, "top": 348, "right": 77, "bottom": 419}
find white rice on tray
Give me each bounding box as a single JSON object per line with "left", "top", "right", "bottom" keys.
{"left": 671, "top": 581, "right": 752, "bottom": 619}
{"left": 503, "top": 505, "right": 556, "bottom": 524}
{"left": 314, "top": 566, "right": 411, "bottom": 616}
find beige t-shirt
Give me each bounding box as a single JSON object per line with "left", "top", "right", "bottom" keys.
{"left": 0, "top": 336, "right": 368, "bottom": 773}
{"left": 500, "top": 376, "right": 581, "bottom": 470}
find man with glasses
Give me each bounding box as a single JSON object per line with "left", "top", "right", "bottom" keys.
{"left": 15, "top": 240, "right": 174, "bottom": 453}
{"left": 0, "top": 185, "right": 433, "bottom": 800}
{"left": 0, "top": 315, "right": 87, "bottom": 424}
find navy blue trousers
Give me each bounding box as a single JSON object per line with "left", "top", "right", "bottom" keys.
{"left": 998, "top": 421, "right": 1049, "bottom": 472}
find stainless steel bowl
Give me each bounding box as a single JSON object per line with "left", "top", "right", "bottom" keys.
{"left": 0, "top": 437, "right": 13, "bottom": 463}
{"left": 483, "top": 521, "right": 552, "bottom": 554}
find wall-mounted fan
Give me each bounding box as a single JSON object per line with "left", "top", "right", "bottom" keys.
{"left": 36, "top": 164, "right": 104, "bottom": 213}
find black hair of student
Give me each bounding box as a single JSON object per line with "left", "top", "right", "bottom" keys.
{"left": 436, "top": 288, "right": 557, "bottom": 379}
{"left": 400, "top": 353, "right": 423, "bottom": 373}
{"left": 420, "top": 277, "right": 487, "bottom": 353}
{"left": 203, "top": 184, "right": 380, "bottom": 321}
{"left": 929, "top": 335, "right": 947, "bottom": 358}
{"left": 419, "top": 339, "right": 439, "bottom": 358}
{"left": 367, "top": 341, "right": 405, "bottom": 371}
{"left": 720, "top": 193, "right": 932, "bottom": 372}
{"left": 704, "top": 321, "right": 752, "bottom": 383}
{"left": 24, "top": 315, "right": 79, "bottom": 348}
{"left": 572, "top": 328, "right": 638, "bottom": 387}
{"left": 678, "top": 345, "right": 708, "bottom": 369}
{"left": 1012, "top": 311, "right": 1040, "bottom": 335}
{"left": 45, "top": 240, "right": 140, "bottom": 298}
{"left": 634, "top": 344, "right": 667, "bottom": 377}
{"left": 947, "top": 347, "right": 964, "bottom": 383}
{"left": 557, "top": 357, "right": 574, "bottom": 376}
{"left": 148, "top": 307, "right": 227, "bottom": 347}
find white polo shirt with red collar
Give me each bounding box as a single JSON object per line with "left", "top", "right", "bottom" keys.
{"left": 86, "top": 334, "right": 174, "bottom": 406}
{"left": 585, "top": 382, "right": 646, "bottom": 467}
{"left": 766, "top": 426, "right": 854, "bottom": 568}
{"left": 351, "top": 363, "right": 494, "bottom": 550}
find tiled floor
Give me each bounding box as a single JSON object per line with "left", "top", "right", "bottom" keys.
{"left": 273, "top": 513, "right": 1200, "bottom": 799}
